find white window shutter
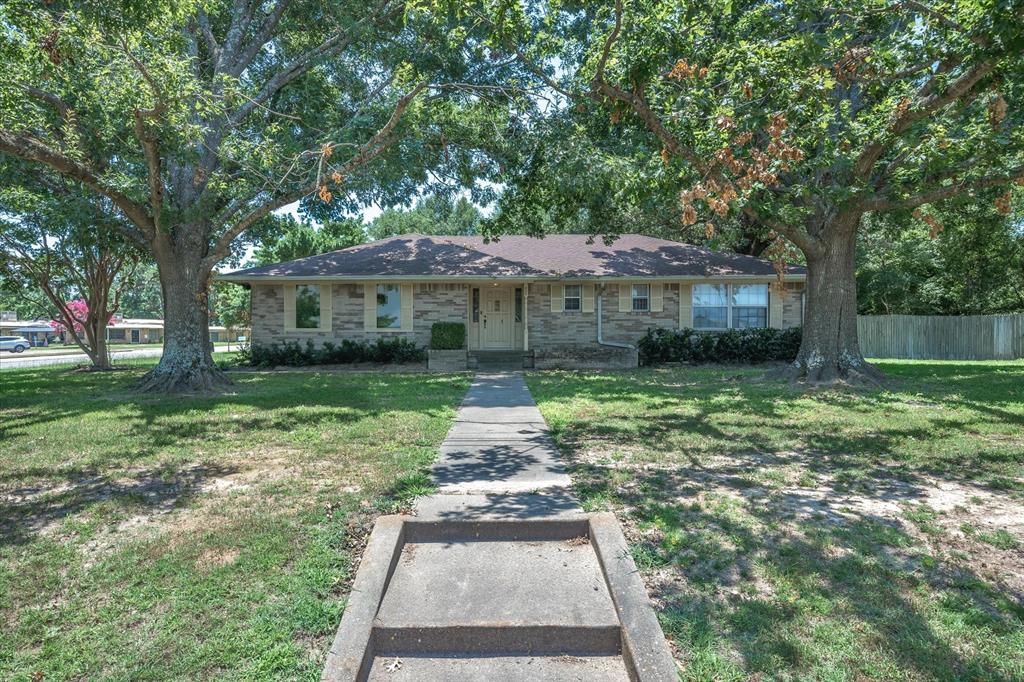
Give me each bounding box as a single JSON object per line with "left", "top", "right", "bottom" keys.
{"left": 363, "top": 283, "right": 376, "bottom": 331}
{"left": 400, "top": 284, "right": 414, "bottom": 331}
{"left": 651, "top": 283, "right": 664, "bottom": 312}
{"left": 618, "top": 283, "right": 631, "bottom": 312}
{"left": 319, "top": 284, "right": 333, "bottom": 332}
{"left": 678, "top": 283, "right": 693, "bottom": 328}
{"left": 550, "top": 284, "right": 563, "bottom": 313}
{"left": 283, "top": 284, "right": 296, "bottom": 331}
{"left": 581, "top": 283, "right": 595, "bottom": 313}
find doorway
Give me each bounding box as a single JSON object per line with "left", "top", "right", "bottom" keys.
{"left": 481, "top": 287, "right": 513, "bottom": 349}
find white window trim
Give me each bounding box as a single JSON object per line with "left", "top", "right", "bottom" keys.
{"left": 631, "top": 283, "right": 650, "bottom": 312}
{"left": 563, "top": 283, "right": 582, "bottom": 311}
{"left": 692, "top": 283, "right": 769, "bottom": 330}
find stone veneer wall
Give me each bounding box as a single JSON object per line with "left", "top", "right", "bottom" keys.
{"left": 781, "top": 282, "right": 805, "bottom": 328}
{"left": 250, "top": 283, "right": 468, "bottom": 349}
{"left": 249, "top": 280, "right": 805, "bottom": 359}
{"left": 527, "top": 283, "right": 680, "bottom": 352}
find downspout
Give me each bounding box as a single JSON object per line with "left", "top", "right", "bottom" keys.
{"left": 596, "top": 283, "right": 636, "bottom": 351}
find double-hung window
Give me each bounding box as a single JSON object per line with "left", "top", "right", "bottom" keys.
{"left": 563, "top": 284, "right": 582, "bottom": 311}
{"left": 376, "top": 284, "right": 402, "bottom": 329}
{"left": 631, "top": 284, "right": 650, "bottom": 311}
{"left": 692, "top": 283, "right": 769, "bottom": 329}
{"left": 731, "top": 284, "right": 769, "bottom": 328}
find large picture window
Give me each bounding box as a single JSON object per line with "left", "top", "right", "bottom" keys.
{"left": 376, "top": 284, "right": 402, "bottom": 329}
{"left": 563, "top": 284, "right": 582, "bottom": 311}
{"left": 692, "top": 283, "right": 768, "bottom": 329}
{"left": 295, "top": 284, "right": 321, "bottom": 329}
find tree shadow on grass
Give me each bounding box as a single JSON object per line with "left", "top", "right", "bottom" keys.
{"left": 0, "top": 462, "right": 240, "bottom": 547}
{"left": 1, "top": 369, "right": 468, "bottom": 545}
{"left": 578, "top": 460, "right": 1023, "bottom": 680}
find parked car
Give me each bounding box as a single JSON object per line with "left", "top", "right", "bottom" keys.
{"left": 0, "top": 335, "right": 30, "bottom": 353}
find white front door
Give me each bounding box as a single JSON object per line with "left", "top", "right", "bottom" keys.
{"left": 481, "top": 287, "right": 513, "bottom": 349}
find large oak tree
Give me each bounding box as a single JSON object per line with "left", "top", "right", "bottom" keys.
{"left": 0, "top": 0, "right": 511, "bottom": 391}
{"left": 475, "top": 0, "right": 1024, "bottom": 383}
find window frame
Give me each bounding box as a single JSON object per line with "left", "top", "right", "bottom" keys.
{"left": 563, "top": 283, "right": 582, "bottom": 312}
{"left": 631, "top": 283, "right": 650, "bottom": 312}
{"left": 691, "top": 283, "right": 769, "bottom": 330}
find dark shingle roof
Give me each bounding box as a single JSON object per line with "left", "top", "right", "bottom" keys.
{"left": 221, "top": 233, "right": 805, "bottom": 280}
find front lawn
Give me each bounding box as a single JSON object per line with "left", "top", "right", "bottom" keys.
{"left": 0, "top": 365, "right": 469, "bottom": 680}
{"left": 527, "top": 361, "right": 1024, "bottom": 681}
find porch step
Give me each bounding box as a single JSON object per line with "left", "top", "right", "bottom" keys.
{"left": 468, "top": 351, "right": 534, "bottom": 370}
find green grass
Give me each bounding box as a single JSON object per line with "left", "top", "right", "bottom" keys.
{"left": 526, "top": 360, "right": 1024, "bottom": 681}
{"left": 0, "top": 363, "right": 469, "bottom": 680}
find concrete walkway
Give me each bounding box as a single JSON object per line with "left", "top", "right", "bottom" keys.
{"left": 322, "top": 372, "right": 677, "bottom": 681}
{"left": 415, "top": 372, "right": 584, "bottom": 520}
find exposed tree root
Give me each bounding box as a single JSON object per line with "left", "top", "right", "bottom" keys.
{"left": 770, "top": 355, "right": 890, "bottom": 388}
{"left": 134, "top": 362, "right": 233, "bottom": 394}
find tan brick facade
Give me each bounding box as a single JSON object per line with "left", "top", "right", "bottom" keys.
{"left": 249, "top": 280, "right": 805, "bottom": 361}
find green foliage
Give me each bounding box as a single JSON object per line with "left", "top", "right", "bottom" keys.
{"left": 210, "top": 280, "right": 250, "bottom": 330}
{"left": 430, "top": 322, "right": 466, "bottom": 350}
{"left": 367, "top": 195, "right": 482, "bottom": 240}
{"left": 253, "top": 215, "right": 366, "bottom": 266}
{"left": 117, "top": 262, "right": 163, "bottom": 318}
{"left": 638, "top": 326, "right": 802, "bottom": 365}
{"left": 857, "top": 188, "right": 1024, "bottom": 314}
{"left": 241, "top": 338, "right": 426, "bottom": 367}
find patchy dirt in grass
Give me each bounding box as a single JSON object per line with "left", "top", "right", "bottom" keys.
{"left": 0, "top": 449, "right": 372, "bottom": 575}
{"left": 195, "top": 547, "right": 241, "bottom": 570}
{"left": 570, "top": 447, "right": 1024, "bottom": 603}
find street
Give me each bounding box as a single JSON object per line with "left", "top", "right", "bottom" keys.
{"left": 0, "top": 344, "right": 235, "bottom": 369}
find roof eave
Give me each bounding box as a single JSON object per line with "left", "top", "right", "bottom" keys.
{"left": 217, "top": 272, "right": 806, "bottom": 283}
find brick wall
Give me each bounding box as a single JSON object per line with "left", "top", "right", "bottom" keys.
{"left": 782, "top": 282, "right": 805, "bottom": 328}
{"left": 527, "top": 282, "right": 679, "bottom": 352}
{"left": 250, "top": 283, "right": 468, "bottom": 349}
{"left": 250, "top": 279, "right": 804, "bottom": 356}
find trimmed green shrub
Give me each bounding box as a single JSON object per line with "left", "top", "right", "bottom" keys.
{"left": 638, "top": 327, "right": 801, "bottom": 365}
{"left": 430, "top": 322, "right": 466, "bottom": 350}
{"left": 243, "top": 337, "right": 426, "bottom": 367}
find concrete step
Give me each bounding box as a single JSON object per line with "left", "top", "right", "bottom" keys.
{"left": 375, "top": 539, "right": 619, "bottom": 635}
{"left": 365, "top": 654, "right": 631, "bottom": 681}
{"left": 321, "top": 516, "right": 678, "bottom": 682}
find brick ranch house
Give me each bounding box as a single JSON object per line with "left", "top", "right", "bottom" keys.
{"left": 219, "top": 234, "right": 806, "bottom": 368}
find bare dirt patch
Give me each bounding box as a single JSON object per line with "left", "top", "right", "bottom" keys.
{"left": 573, "top": 447, "right": 1024, "bottom": 600}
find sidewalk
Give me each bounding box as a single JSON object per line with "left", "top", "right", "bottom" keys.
{"left": 322, "top": 372, "right": 677, "bottom": 681}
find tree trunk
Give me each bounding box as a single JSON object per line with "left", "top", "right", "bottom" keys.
{"left": 135, "top": 244, "right": 230, "bottom": 393}
{"left": 788, "top": 213, "right": 886, "bottom": 385}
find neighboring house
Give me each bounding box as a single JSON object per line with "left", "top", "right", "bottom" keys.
{"left": 104, "top": 317, "right": 246, "bottom": 344}
{"left": 219, "top": 234, "right": 806, "bottom": 368}
{"left": 0, "top": 312, "right": 55, "bottom": 346}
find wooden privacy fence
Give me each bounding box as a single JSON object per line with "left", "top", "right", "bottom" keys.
{"left": 857, "top": 314, "right": 1024, "bottom": 360}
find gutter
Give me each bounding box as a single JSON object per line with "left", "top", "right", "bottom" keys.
{"left": 596, "top": 284, "right": 636, "bottom": 352}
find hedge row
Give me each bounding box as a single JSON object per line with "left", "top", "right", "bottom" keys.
{"left": 239, "top": 338, "right": 426, "bottom": 367}
{"left": 638, "top": 326, "right": 802, "bottom": 365}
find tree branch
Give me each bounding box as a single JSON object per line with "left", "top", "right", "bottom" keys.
{"left": 227, "top": 0, "right": 400, "bottom": 127}
{"left": 854, "top": 59, "right": 993, "bottom": 179}
{"left": 865, "top": 166, "right": 1024, "bottom": 211}
{"left": 206, "top": 82, "right": 426, "bottom": 267}
{"left": 0, "top": 129, "right": 155, "bottom": 238}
